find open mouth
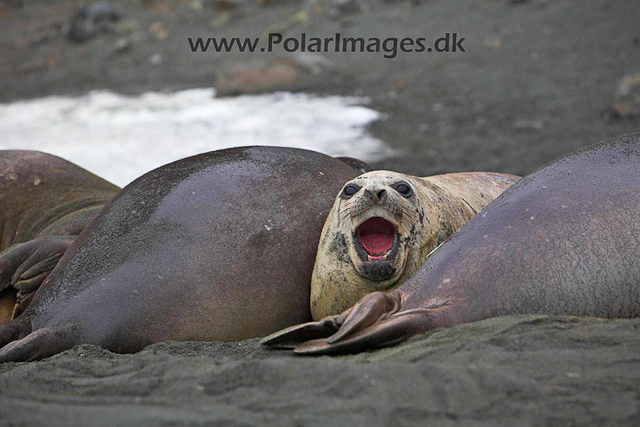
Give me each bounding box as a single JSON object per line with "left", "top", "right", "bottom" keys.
{"left": 356, "top": 217, "right": 397, "bottom": 260}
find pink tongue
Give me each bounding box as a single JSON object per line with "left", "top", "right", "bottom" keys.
{"left": 358, "top": 218, "right": 395, "bottom": 258}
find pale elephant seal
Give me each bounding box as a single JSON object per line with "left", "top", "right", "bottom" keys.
{"left": 0, "top": 146, "right": 360, "bottom": 362}
{"left": 263, "top": 132, "right": 640, "bottom": 354}
{"left": 0, "top": 151, "right": 119, "bottom": 321}
{"left": 311, "top": 170, "right": 519, "bottom": 319}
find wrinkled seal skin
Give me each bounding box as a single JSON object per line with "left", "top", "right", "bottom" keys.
{"left": 263, "top": 132, "right": 640, "bottom": 354}
{"left": 0, "top": 151, "right": 119, "bottom": 322}
{"left": 311, "top": 170, "right": 519, "bottom": 319}
{"left": 0, "top": 147, "right": 360, "bottom": 362}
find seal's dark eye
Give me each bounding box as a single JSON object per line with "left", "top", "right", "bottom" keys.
{"left": 343, "top": 184, "right": 360, "bottom": 197}
{"left": 393, "top": 182, "right": 412, "bottom": 197}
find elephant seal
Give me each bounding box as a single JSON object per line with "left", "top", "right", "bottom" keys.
{"left": 335, "top": 157, "right": 374, "bottom": 174}
{"left": 310, "top": 170, "right": 519, "bottom": 319}
{"left": 0, "top": 146, "right": 360, "bottom": 361}
{"left": 0, "top": 151, "right": 119, "bottom": 321}
{"left": 263, "top": 132, "right": 640, "bottom": 354}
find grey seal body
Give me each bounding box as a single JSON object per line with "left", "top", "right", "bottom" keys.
{"left": 263, "top": 132, "right": 640, "bottom": 354}
{"left": 0, "top": 146, "right": 359, "bottom": 361}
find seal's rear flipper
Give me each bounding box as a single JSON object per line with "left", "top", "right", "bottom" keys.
{"left": 294, "top": 310, "right": 431, "bottom": 355}
{"left": 0, "top": 317, "right": 31, "bottom": 348}
{"left": 261, "top": 291, "right": 398, "bottom": 349}
{"left": 0, "top": 323, "right": 79, "bottom": 362}
{"left": 261, "top": 316, "right": 343, "bottom": 349}
{"left": 263, "top": 291, "right": 432, "bottom": 355}
{"left": 0, "top": 236, "right": 74, "bottom": 318}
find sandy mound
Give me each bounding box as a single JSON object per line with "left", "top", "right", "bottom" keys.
{"left": 1, "top": 314, "right": 638, "bottom": 426}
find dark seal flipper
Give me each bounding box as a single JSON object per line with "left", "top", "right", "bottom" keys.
{"left": 261, "top": 314, "right": 344, "bottom": 349}
{"left": 0, "top": 323, "right": 79, "bottom": 363}
{"left": 0, "top": 236, "right": 75, "bottom": 319}
{"left": 0, "top": 317, "right": 31, "bottom": 350}
{"left": 263, "top": 291, "right": 432, "bottom": 354}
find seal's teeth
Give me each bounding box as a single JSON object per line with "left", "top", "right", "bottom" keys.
{"left": 367, "top": 255, "right": 373, "bottom": 260}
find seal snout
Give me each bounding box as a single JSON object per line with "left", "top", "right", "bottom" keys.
{"left": 356, "top": 217, "right": 397, "bottom": 260}
{"left": 363, "top": 185, "right": 388, "bottom": 205}
{"left": 366, "top": 188, "right": 386, "bottom": 203}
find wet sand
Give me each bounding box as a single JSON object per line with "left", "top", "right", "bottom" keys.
{"left": 1, "top": 315, "right": 639, "bottom": 426}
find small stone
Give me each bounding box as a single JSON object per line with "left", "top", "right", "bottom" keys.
{"left": 215, "top": 59, "right": 299, "bottom": 97}
{"left": 210, "top": 12, "right": 232, "bottom": 29}
{"left": 289, "top": 10, "right": 309, "bottom": 25}
{"left": 612, "top": 72, "right": 640, "bottom": 118}
{"left": 114, "top": 19, "right": 139, "bottom": 34}
{"left": 211, "top": 0, "right": 241, "bottom": 12}
{"left": 67, "top": 2, "right": 120, "bottom": 43}
{"left": 189, "top": 0, "right": 204, "bottom": 11}
{"left": 331, "top": 0, "right": 361, "bottom": 15}
{"left": 114, "top": 38, "right": 132, "bottom": 53}
{"left": 484, "top": 36, "right": 502, "bottom": 50}
{"left": 149, "top": 53, "right": 163, "bottom": 65}
{"left": 86, "top": 1, "right": 120, "bottom": 21}
{"left": 513, "top": 118, "right": 544, "bottom": 131}
{"left": 291, "top": 52, "right": 332, "bottom": 75}
{"left": 149, "top": 22, "right": 168, "bottom": 41}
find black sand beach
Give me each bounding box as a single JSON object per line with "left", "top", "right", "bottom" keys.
{"left": 1, "top": 1, "right": 640, "bottom": 425}
{"left": 1, "top": 315, "right": 639, "bottom": 426}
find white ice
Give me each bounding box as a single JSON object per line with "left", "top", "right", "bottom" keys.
{"left": 0, "top": 88, "right": 393, "bottom": 187}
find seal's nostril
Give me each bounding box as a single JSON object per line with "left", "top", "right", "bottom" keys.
{"left": 377, "top": 189, "right": 386, "bottom": 200}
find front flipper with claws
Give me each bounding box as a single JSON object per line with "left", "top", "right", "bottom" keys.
{"left": 0, "top": 236, "right": 75, "bottom": 320}
{"left": 261, "top": 291, "right": 433, "bottom": 355}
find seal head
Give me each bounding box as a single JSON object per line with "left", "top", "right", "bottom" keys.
{"left": 340, "top": 173, "right": 422, "bottom": 285}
